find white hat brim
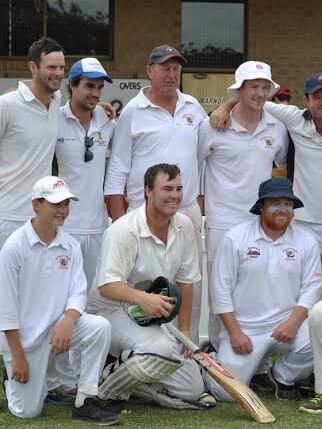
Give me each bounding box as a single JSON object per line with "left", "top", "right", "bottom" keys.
{"left": 228, "top": 74, "right": 279, "bottom": 98}
{"left": 44, "top": 192, "right": 79, "bottom": 203}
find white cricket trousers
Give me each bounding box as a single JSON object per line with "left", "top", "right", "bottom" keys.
{"left": 92, "top": 307, "right": 204, "bottom": 401}
{"left": 128, "top": 201, "right": 203, "bottom": 344}
{"left": 204, "top": 319, "right": 313, "bottom": 401}
{"left": 70, "top": 233, "right": 105, "bottom": 290}
{"left": 205, "top": 227, "right": 227, "bottom": 346}
{"left": 3, "top": 314, "right": 111, "bottom": 418}
{"left": 308, "top": 301, "right": 322, "bottom": 394}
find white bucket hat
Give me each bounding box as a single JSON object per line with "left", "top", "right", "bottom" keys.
{"left": 32, "top": 176, "right": 79, "bottom": 203}
{"left": 228, "top": 61, "right": 279, "bottom": 98}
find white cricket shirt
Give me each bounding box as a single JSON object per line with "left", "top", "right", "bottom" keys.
{"left": 105, "top": 88, "right": 207, "bottom": 207}
{"left": 87, "top": 204, "right": 201, "bottom": 312}
{"left": 0, "top": 81, "right": 61, "bottom": 221}
{"left": 211, "top": 218, "right": 322, "bottom": 336}
{"left": 0, "top": 220, "right": 87, "bottom": 352}
{"left": 55, "top": 102, "right": 115, "bottom": 234}
{"left": 198, "top": 113, "right": 288, "bottom": 229}
{"left": 265, "top": 102, "right": 322, "bottom": 224}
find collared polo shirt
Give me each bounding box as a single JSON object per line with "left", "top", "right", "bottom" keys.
{"left": 87, "top": 204, "right": 201, "bottom": 312}
{"left": 198, "top": 112, "right": 288, "bottom": 229}
{"left": 211, "top": 218, "right": 322, "bottom": 336}
{"left": 55, "top": 102, "right": 115, "bottom": 234}
{"left": 265, "top": 102, "right": 322, "bottom": 224}
{"left": 105, "top": 88, "right": 207, "bottom": 208}
{"left": 0, "top": 81, "right": 61, "bottom": 221}
{"left": 0, "top": 220, "right": 87, "bottom": 352}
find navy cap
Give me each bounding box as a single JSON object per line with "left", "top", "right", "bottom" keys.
{"left": 304, "top": 73, "right": 322, "bottom": 95}
{"left": 148, "top": 45, "right": 186, "bottom": 66}
{"left": 250, "top": 178, "right": 304, "bottom": 215}
{"left": 68, "top": 58, "right": 112, "bottom": 83}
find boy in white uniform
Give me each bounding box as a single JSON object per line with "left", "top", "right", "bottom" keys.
{"left": 0, "top": 176, "right": 118, "bottom": 425}
{"left": 204, "top": 178, "right": 322, "bottom": 401}
{"left": 55, "top": 57, "right": 115, "bottom": 288}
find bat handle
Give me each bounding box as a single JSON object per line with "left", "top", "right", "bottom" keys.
{"left": 166, "top": 323, "right": 200, "bottom": 354}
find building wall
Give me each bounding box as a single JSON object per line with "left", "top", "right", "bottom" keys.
{"left": 0, "top": 0, "right": 182, "bottom": 80}
{"left": 247, "top": 0, "right": 322, "bottom": 107}
{"left": 1, "top": 0, "right": 322, "bottom": 108}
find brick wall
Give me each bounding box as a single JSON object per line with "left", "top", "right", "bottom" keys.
{"left": 247, "top": 0, "right": 322, "bottom": 107}
{"left": 2, "top": 0, "right": 322, "bottom": 108}
{"left": 0, "top": 0, "right": 182, "bottom": 81}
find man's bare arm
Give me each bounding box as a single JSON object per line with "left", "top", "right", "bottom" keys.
{"left": 105, "top": 195, "right": 126, "bottom": 222}
{"left": 209, "top": 98, "right": 239, "bottom": 130}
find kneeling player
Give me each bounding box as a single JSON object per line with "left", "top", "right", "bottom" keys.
{"left": 0, "top": 176, "right": 118, "bottom": 425}
{"left": 87, "top": 164, "right": 214, "bottom": 409}
{"left": 205, "top": 178, "right": 321, "bottom": 401}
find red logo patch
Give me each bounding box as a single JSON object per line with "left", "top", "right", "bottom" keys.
{"left": 256, "top": 63, "right": 264, "bottom": 70}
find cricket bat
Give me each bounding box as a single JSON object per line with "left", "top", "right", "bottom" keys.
{"left": 167, "top": 324, "right": 275, "bottom": 424}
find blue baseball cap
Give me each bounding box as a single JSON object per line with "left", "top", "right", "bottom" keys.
{"left": 68, "top": 58, "right": 112, "bottom": 83}
{"left": 250, "top": 178, "right": 304, "bottom": 215}
{"left": 304, "top": 73, "right": 322, "bottom": 95}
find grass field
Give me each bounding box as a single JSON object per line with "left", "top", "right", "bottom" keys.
{"left": 1, "top": 357, "right": 321, "bottom": 429}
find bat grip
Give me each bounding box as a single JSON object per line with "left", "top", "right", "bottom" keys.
{"left": 166, "top": 323, "right": 200, "bottom": 353}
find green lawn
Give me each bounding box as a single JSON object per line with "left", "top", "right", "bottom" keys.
{"left": 1, "top": 357, "right": 321, "bottom": 429}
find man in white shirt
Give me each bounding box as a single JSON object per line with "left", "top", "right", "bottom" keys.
{"left": 0, "top": 37, "right": 64, "bottom": 248}
{"left": 211, "top": 72, "right": 322, "bottom": 256}
{"left": 204, "top": 178, "right": 322, "bottom": 401}
{"left": 105, "top": 45, "right": 207, "bottom": 342}
{"left": 87, "top": 164, "right": 213, "bottom": 409}
{"left": 0, "top": 176, "right": 119, "bottom": 424}
{"left": 56, "top": 57, "right": 115, "bottom": 287}
{"left": 198, "top": 61, "right": 288, "bottom": 346}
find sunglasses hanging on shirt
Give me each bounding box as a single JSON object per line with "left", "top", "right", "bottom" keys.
{"left": 84, "top": 134, "right": 94, "bottom": 163}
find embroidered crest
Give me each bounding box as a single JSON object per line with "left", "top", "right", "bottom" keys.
{"left": 56, "top": 255, "right": 71, "bottom": 269}
{"left": 97, "top": 131, "right": 104, "bottom": 140}
{"left": 246, "top": 246, "right": 261, "bottom": 259}
{"left": 283, "top": 248, "right": 297, "bottom": 261}
{"left": 261, "top": 135, "right": 275, "bottom": 149}
{"left": 183, "top": 113, "right": 194, "bottom": 125}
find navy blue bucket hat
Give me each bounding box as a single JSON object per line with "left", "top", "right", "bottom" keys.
{"left": 250, "top": 178, "right": 304, "bottom": 215}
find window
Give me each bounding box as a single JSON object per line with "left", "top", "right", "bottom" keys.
{"left": 0, "top": 0, "right": 113, "bottom": 57}
{"left": 181, "top": 0, "right": 245, "bottom": 68}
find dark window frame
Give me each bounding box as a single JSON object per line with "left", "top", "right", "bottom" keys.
{"left": 0, "top": 0, "right": 114, "bottom": 59}
{"left": 181, "top": 0, "right": 247, "bottom": 71}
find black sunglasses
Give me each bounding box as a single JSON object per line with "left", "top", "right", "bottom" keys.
{"left": 84, "top": 136, "right": 94, "bottom": 163}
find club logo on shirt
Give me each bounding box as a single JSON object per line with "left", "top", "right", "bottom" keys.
{"left": 97, "top": 131, "right": 104, "bottom": 140}
{"left": 283, "top": 248, "right": 297, "bottom": 261}
{"left": 57, "top": 137, "right": 64, "bottom": 143}
{"left": 56, "top": 255, "right": 71, "bottom": 269}
{"left": 183, "top": 113, "right": 195, "bottom": 125}
{"left": 261, "top": 136, "right": 275, "bottom": 149}
{"left": 246, "top": 246, "right": 261, "bottom": 259}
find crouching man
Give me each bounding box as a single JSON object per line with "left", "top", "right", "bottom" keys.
{"left": 87, "top": 163, "right": 214, "bottom": 409}
{"left": 0, "top": 176, "right": 118, "bottom": 425}
{"left": 205, "top": 178, "right": 322, "bottom": 401}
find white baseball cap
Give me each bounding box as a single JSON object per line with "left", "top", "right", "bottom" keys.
{"left": 228, "top": 61, "right": 279, "bottom": 98}
{"left": 32, "top": 176, "right": 79, "bottom": 203}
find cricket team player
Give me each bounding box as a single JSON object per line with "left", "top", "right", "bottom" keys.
{"left": 105, "top": 45, "right": 208, "bottom": 343}
{"left": 204, "top": 178, "right": 322, "bottom": 401}
{"left": 0, "top": 37, "right": 64, "bottom": 249}
{"left": 87, "top": 163, "right": 213, "bottom": 408}
{"left": 56, "top": 57, "right": 115, "bottom": 287}
{"left": 198, "top": 60, "right": 288, "bottom": 345}
{"left": 0, "top": 176, "right": 119, "bottom": 424}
